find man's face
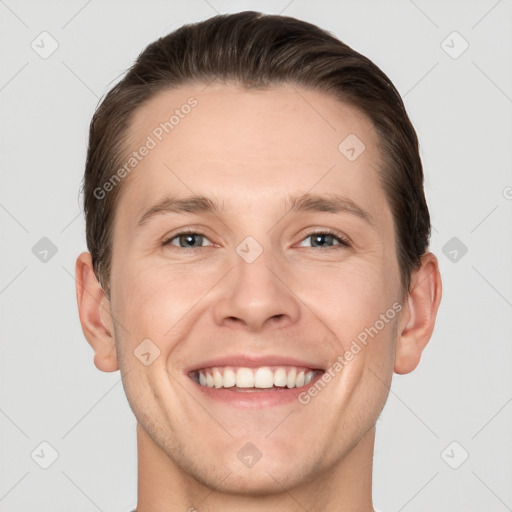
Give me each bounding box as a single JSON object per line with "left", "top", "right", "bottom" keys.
{"left": 107, "top": 82, "right": 404, "bottom": 492}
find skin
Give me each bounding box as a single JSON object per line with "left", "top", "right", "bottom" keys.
{"left": 76, "top": 82, "right": 442, "bottom": 512}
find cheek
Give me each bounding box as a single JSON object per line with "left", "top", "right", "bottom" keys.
{"left": 111, "top": 258, "right": 220, "bottom": 344}
{"left": 294, "top": 261, "right": 396, "bottom": 339}
{"left": 294, "top": 260, "right": 400, "bottom": 395}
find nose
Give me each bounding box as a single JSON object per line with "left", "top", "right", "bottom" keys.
{"left": 212, "top": 243, "right": 301, "bottom": 333}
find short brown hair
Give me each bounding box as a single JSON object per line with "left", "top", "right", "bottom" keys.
{"left": 82, "top": 11, "right": 430, "bottom": 298}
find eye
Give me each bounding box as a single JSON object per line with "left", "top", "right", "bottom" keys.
{"left": 162, "top": 231, "right": 212, "bottom": 249}
{"left": 162, "top": 229, "right": 350, "bottom": 250}
{"left": 298, "top": 230, "right": 350, "bottom": 249}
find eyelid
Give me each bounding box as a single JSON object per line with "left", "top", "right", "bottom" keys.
{"left": 162, "top": 226, "right": 215, "bottom": 248}
{"left": 294, "top": 228, "right": 351, "bottom": 248}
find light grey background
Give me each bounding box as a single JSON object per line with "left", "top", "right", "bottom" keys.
{"left": 1, "top": 0, "right": 511, "bottom": 511}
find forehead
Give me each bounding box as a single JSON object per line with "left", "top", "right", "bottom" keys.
{"left": 117, "top": 82, "right": 386, "bottom": 220}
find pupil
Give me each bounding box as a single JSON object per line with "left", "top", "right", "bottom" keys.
{"left": 182, "top": 234, "right": 200, "bottom": 247}
{"left": 314, "top": 234, "right": 332, "bottom": 247}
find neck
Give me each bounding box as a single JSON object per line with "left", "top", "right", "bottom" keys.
{"left": 135, "top": 423, "right": 376, "bottom": 512}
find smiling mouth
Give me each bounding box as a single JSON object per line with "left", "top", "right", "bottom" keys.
{"left": 189, "top": 365, "right": 324, "bottom": 391}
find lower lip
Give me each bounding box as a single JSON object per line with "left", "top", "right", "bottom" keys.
{"left": 189, "top": 373, "right": 324, "bottom": 408}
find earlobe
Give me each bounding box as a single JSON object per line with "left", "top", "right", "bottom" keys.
{"left": 394, "top": 252, "right": 442, "bottom": 375}
{"left": 75, "top": 252, "right": 119, "bottom": 372}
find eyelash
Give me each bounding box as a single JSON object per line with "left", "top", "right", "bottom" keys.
{"left": 161, "top": 228, "right": 351, "bottom": 250}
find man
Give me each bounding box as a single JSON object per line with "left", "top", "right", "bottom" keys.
{"left": 75, "top": 11, "right": 441, "bottom": 511}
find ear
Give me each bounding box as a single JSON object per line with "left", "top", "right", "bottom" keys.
{"left": 394, "top": 252, "right": 442, "bottom": 374}
{"left": 75, "top": 252, "right": 119, "bottom": 372}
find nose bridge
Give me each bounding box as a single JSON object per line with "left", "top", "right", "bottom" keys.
{"left": 212, "top": 234, "right": 300, "bottom": 331}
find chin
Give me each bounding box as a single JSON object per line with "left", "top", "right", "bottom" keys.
{"left": 198, "top": 464, "right": 308, "bottom": 497}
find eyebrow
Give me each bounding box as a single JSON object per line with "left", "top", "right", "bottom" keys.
{"left": 136, "top": 192, "right": 375, "bottom": 228}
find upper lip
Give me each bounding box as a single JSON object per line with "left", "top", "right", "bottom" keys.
{"left": 185, "top": 353, "right": 326, "bottom": 373}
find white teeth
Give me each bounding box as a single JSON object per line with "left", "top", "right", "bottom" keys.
{"left": 223, "top": 368, "right": 236, "bottom": 388}
{"left": 287, "top": 367, "right": 297, "bottom": 389}
{"left": 273, "top": 367, "right": 287, "bottom": 387}
{"left": 213, "top": 368, "right": 223, "bottom": 388}
{"left": 195, "top": 366, "right": 319, "bottom": 390}
{"left": 254, "top": 367, "right": 274, "bottom": 388}
{"left": 236, "top": 368, "right": 254, "bottom": 388}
